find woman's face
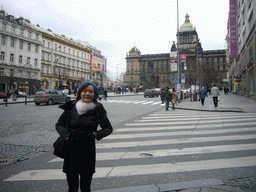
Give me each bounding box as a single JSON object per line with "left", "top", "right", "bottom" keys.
{"left": 80, "top": 85, "right": 95, "bottom": 103}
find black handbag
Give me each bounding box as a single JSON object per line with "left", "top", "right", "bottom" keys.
{"left": 53, "top": 112, "right": 71, "bottom": 159}
{"left": 53, "top": 136, "right": 70, "bottom": 158}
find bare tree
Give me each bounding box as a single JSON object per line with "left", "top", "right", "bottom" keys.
{"left": 2, "top": 66, "right": 19, "bottom": 90}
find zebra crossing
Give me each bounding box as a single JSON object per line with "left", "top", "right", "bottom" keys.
{"left": 105, "top": 99, "right": 163, "bottom": 105}
{"left": 3, "top": 110, "right": 256, "bottom": 191}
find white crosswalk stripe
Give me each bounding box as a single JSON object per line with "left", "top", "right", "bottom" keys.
{"left": 4, "top": 111, "right": 256, "bottom": 184}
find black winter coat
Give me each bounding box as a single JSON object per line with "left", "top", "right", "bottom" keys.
{"left": 55, "top": 100, "right": 113, "bottom": 174}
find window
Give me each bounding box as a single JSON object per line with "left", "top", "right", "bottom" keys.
{"left": 19, "top": 40, "right": 23, "bottom": 49}
{"left": 64, "top": 47, "right": 66, "bottom": 53}
{"left": 11, "top": 38, "right": 15, "bottom": 47}
{"left": 12, "top": 26, "right": 15, "bottom": 33}
{"left": 72, "top": 60, "right": 75, "bottom": 66}
{"left": 68, "top": 58, "right": 71, "bottom": 65}
{"left": 2, "top": 23, "right": 6, "bottom": 31}
{"left": 28, "top": 43, "right": 31, "bottom": 51}
{"left": 42, "top": 52, "right": 44, "bottom": 60}
{"left": 48, "top": 42, "right": 50, "bottom": 48}
{"left": 27, "top": 57, "right": 30, "bottom": 64}
{"left": 77, "top": 51, "right": 79, "bottom": 57}
{"left": 0, "top": 68, "right": 4, "bottom": 76}
{"left": 28, "top": 32, "right": 31, "bottom": 38}
{"left": 35, "top": 45, "right": 38, "bottom": 53}
{"left": 42, "top": 40, "right": 45, "bottom": 47}
{"left": 73, "top": 50, "right": 75, "bottom": 55}
{"left": 1, "top": 52, "right": 5, "bottom": 60}
{"left": 63, "top": 57, "right": 66, "bottom": 64}
{"left": 20, "top": 29, "right": 24, "bottom": 36}
{"left": 69, "top": 48, "right": 71, "bottom": 54}
{"left": 81, "top": 53, "right": 83, "bottom": 58}
{"left": 34, "top": 59, "right": 38, "bottom": 66}
{"left": 1, "top": 35, "right": 6, "bottom": 45}
{"left": 19, "top": 56, "right": 22, "bottom": 64}
{"left": 36, "top": 34, "right": 38, "bottom": 40}
{"left": 77, "top": 61, "right": 79, "bottom": 67}
{"left": 55, "top": 44, "right": 57, "bottom": 50}
{"left": 10, "top": 54, "right": 14, "bottom": 62}
{"left": 41, "top": 65, "right": 44, "bottom": 73}
{"left": 59, "top": 45, "right": 61, "bottom": 51}
{"left": 47, "top": 54, "right": 50, "bottom": 61}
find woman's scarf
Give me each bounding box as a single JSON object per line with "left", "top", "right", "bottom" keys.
{"left": 75, "top": 99, "right": 96, "bottom": 115}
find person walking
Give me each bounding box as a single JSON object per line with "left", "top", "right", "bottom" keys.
{"left": 171, "top": 87, "right": 177, "bottom": 110}
{"left": 160, "top": 88, "right": 165, "bottom": 104}
{"left": 55, "top": 81, "right": 113, "bottom": 192}
{"left": 211, "top": 84, "right": 220, "bottom": 107}
{"left": 163, "top": 87, "right": 172, "bottom": 111}
{"left": 103, "top": 88, "right": 108, "bottom": 101}
{"left": 199, "top": 86, "right": 208, "bottom": 106}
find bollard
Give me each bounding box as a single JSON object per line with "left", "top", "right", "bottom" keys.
{"left": 25, "top": 96, "right": 27, "bottom": 105}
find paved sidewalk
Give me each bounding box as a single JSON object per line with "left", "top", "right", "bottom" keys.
{"left": 177, "top": 92, "right": 256, "bottom": 113}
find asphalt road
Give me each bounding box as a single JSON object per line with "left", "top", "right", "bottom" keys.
{"left": 1, "top": 95, "right": 256, "bottom": 192}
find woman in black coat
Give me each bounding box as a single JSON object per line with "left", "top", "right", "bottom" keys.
{"left": 55, "top": 81, "right": 113, "bottom": 192}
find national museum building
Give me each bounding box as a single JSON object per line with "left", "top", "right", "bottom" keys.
{"left": 125, "top": 14, "right": 228, "bottom": 90}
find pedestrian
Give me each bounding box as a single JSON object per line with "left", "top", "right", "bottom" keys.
{"left": 171, "top": 87, "right": 177, "bottom": 110}
{"left": 160, "top": 88, "right": 165, "bottom": 104}
{"left": 55, "top": 81, "right": 113, "bottom": 192}
{"left": 211, "top": 84, "right": 220, "bottom": 107}
{"left": 163, "top": 87, "right": 172, "bottom": 111}
{"left": 199, "top": 86, "right": 208, "bottom": 106}
{"left": 103, "top": 88, "right": 108, "bottom": 101}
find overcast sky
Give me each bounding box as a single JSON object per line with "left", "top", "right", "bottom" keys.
{"left": 1, "top": 0, "right": 229, "bottom": 80}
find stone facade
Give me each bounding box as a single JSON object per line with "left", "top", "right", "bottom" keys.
{"left": 0, "top": 10, "right": 42, "bottom": 94}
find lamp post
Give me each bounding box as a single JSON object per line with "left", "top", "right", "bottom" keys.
{"left": 177, "top": 0, "right": 180, "bottom": 84}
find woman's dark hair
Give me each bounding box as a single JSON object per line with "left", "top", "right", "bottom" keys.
{"left": 73, "top": 83, "right": 99, "bottom": 105}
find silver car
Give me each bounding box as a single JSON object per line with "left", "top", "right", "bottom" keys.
{"left": 34, "top": 90, "right": 71, "bottom": 105}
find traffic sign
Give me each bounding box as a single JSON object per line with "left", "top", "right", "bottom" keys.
{"left": 173, "top": 78, "right": 178, "bottom": 84}
{"left": 181, "top": 73, "right": 186, "bottom": 79}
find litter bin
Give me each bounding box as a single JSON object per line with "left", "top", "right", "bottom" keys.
{"left": 193, "top": 93, "right": 198, "bottom": 101}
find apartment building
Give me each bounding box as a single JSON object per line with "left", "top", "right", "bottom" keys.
{"left": 37, "top": 27, "right": 92, "bottom": 90}
{"left": 0, "top": 10, "right": 42, "bottom": 93}
{"left": 227, "top": 0, "right": 256, "bottom": 98}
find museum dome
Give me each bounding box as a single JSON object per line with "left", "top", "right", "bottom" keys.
{"left": 129, "top": 45, "right": 141, "bottom": 53}
{"left": 179, "top": 13, "right": 195, "bottom": 32}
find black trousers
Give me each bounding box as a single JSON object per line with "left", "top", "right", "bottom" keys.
{"left": 200, "top": 98, "right": 205, "bottom": 105}
{"left": 66, "top": 173, "right": 93, "bottom": 192}
{"left": 213, "top": 97, "right": 218, "bottom": 107}
{"left": 165, "top": 98, "right": 169, "bottom": 110}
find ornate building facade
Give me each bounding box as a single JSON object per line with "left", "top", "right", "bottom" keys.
{"left": 38, "top": 28, "right": 92, "bottom": 90}
{"left": 0, "top": 10, "right": 42, "bottom": 93}
{"left": 125, "top": 14, "right": 227, "bottom": 90}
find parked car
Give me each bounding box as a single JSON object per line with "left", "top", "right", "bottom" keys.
{"left": 0, "top": 92, "right": 11, "bottom": 99}
{"left": 144, "top": 89, "right": 159, "bottom": 98}
{"left": 34, "top": 90, "right": 71, "bottom": 105}
{"left": 154, "top": 88, "right": 161, "bottom": 96}
{"left": 18, "top": 91, "right": 27, "bottom": 97}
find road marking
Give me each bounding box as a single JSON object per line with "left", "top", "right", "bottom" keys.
{"left": 5, "top": 156, "right": 256, "bottom": 181}
{"left": 95, "top": 134, "right": 256, "bottom": 149}
{"left": 106, "top": 127, "right": 256, "bottom": 140}
{"left": 115, "top": 122, "right": 256, "bottom": 132}
{"left": 49, "top": 143, "right": 256, "bottom": 162}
